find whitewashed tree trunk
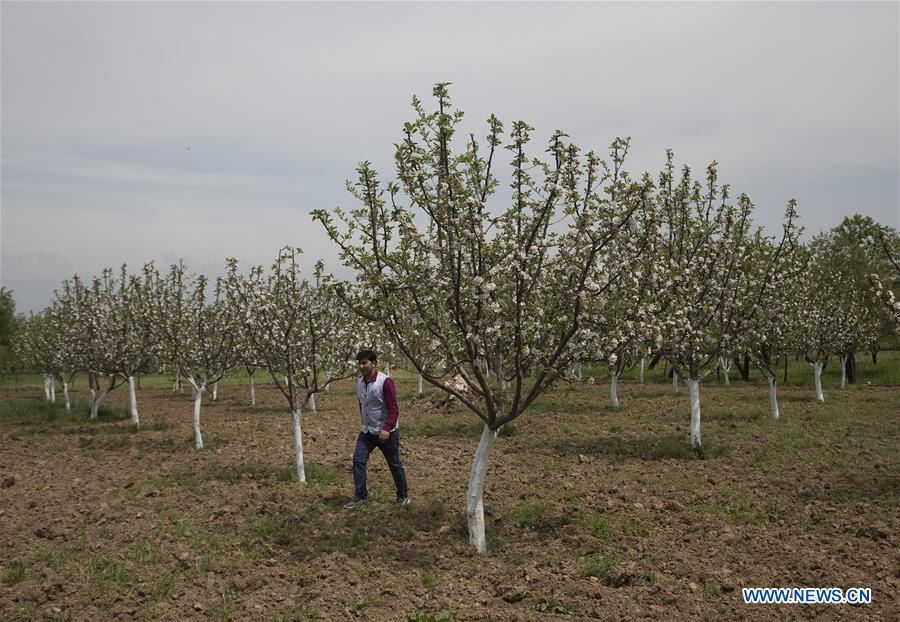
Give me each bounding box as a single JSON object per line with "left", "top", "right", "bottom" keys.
{"left": 306, "top": 393, "right": 316, "bottom": 412}
{"left": 192, "top": 385, "right": 205, "bottom": 449}
{"left": 839, "top": 356, "right": 847, "bottom": 389}
{"left": 467, "top": 423, "right": 497, "bottom": 554}
{"left": 173, "top": 370, "right": 182, "bottom": 392}
{"left": 813, "top": 362, "right": 825, "bottom": 402}
{"left": 325, "top": 373, "right": 331, "bottom": 393}
{"left": 417, "top": 373, "right": 424, "bottom": 397}
{"left": 292, "top": 408, "right": 306, "bottom": 483}
{"left": 49, "top": 377, "right": 56, "bottom": 402}
{"left": 718, "top": 357, "right": 732, "bottom": 385}
{"left": 62, "top": 381, "right": 71, "bottom": 412}
{"left": 212, "top": 381, "right": 218, "bottom": 401}
{"left": 768, "top": 377, "right": 780, "bottom": 419}
{"left": 386, "top": 363, "right": 392, "bottom": 376}
{"left": 672, "top": 371, "right": 679, "bottom": 395}
{"left": 248, "top": 373, "right": 256, "bottom": 406}
{"left": 639, "top": 358, "right": 645, "bottom": 384}
{"left": 686, "top": 379, "right": 701, "bottom": 448}
{"left": 610, "top": 372, "right": 621, "bottom": 408}
{"left": 128, "top": 376, "right": 140, "bottom": 425}
{"left": 90, "top": 389, "right": 108, "bottom": 420}
{"left": 43, "top": 375, "right": 52, "bottom": 401}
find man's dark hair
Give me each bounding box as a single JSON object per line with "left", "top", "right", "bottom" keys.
{"left": 356, "top": 349, "right": 377, "bottom": 363}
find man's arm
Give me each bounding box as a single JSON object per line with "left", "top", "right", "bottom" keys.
{"left": 380, "top": 377, "right": 399, "bottom": 440}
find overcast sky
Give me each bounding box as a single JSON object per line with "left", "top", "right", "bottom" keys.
{"left": 2, "top": 1, "right": 898, "bottom": 314}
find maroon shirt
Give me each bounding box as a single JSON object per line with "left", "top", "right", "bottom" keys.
{"left": 360, "top": 373, "right": 400, "bottom": 432}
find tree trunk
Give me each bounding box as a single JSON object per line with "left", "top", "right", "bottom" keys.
{"left": 839, "top": 355, "right": 847, "bottom": 389}
{"left": 417, "top": 373, "right": 424, "bottom": 397}
{"left": 49, "top": 376, "right": 56, "bottom": 402}
{"left": 610, "top": 372, "right": 621, "bottom": 408}
{"left": 810, "top": 362, "right": 824, "bottom": 402}
{"left": 847, "top": 352, "right": 857, "bottom": 384}
{"left": 639, "top": 358, "right": 645, "bottom": 384}
{"left": 871, "top": 350, "right": 877, "bottom": 364}
{"left": 467, "top": 424, "right": 497, "bottom": 554}
{"left": 90, "top": 389, "right": 108, "bottom": 420}
{"left": 672, "top": 370, "right": 679, "bottom": 395}
{"left": 686, "top": 379, "right": 701, "bottom": 448}
{"left": 306, "top": 393, "right": 317, "bottom": 412}
{"left": 292, "top": 408, "right": 306, "bottom": 483}
{"left": 719, "top": 357, "right": 731, "bottom": 386}
{"left": 733, "top": 354, "right": 751, "bottom": 381}
{"left": 212, "top": 382, "right": 218, "bottom": 401}
{"left": 783, "top": 355, "right": 788, "bottom": 384}
{"left": 768, "top": 377, "right": 780, "bottom": 419}
{"left": 128, "top": 376, "right": 140, "bottom": 425}
{"left": 43, "top": 375, "right": 51, "bottom": 401}
{"left": 173, "top": 370, "right": 182, "bottom": 392}
{"left": 648, "top": 352, "right": 662, "bottom": 369}
{"left": 63, "top": 381, "right": 71, "bottom": 412}
{"left": 192, "top": 385, "right": 205, "bottom": 449}
{"left": 249, "top": 373, "right": 256, "bottom": 406}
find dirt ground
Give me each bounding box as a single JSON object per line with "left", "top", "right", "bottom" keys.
{"left": 0, "top": 375, "right": 896, "bottom": 621}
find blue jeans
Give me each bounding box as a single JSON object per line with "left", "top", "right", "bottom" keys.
{"left": 352, "top": 430, "right": 408, "bottom": 501}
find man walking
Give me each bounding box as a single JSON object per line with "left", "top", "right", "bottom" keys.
{"left": 344, "top": 349, "right": 409, "bottom": 509}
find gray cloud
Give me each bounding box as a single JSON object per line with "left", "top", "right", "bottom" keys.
{"left": 2, "top": 1, "right": 897, "bottom": 313}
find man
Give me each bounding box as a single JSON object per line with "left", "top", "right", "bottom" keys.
{"left": 344, "top": 349, "right": 409, "bottom": 509}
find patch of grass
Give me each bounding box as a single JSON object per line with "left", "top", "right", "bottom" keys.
{"left": 350, "top": 530, "right": 368, "bottom": 549}
{"left": 209, "top": 589, "right": 236, "bottom": 622}
{"left": 82, "top": 554, "right": 134, "bottom": 587}
{"left": 0, "top": 399, "right": 128, "bottom": 429}
{"left": 497, "top": 422, "right": 518, "bottom": 437}
{"left": 420, "top": 570, "right": 435, "bottom": 588}
{"left": 535, "top": 597, "right": 570, "bottom": 614}
{"left": 512, "top": 502, "right": 564, "bottom": 532}
{"left": 647, "top": 435, "right": 699, "bottom": 460}
{"left": 584, "top": 553, "right": 617, "bottom": 579}
{"left": 126, "top": 541, "right": 158, "bottom": 565}
{"left": 340, "top": 596, "right": 371, "bottom": 617}
{"left": 620, "top": 516, "right": 649, "bottom": 537}
{"left": 405, "top": 417, "right": 482, "bottom": 438}
{"left": 151, "top": 570, "right": 178, "bottom": 601}
{"left": 407, "top": 611, "right": 456, "bottom": 622}
{"left": 214, "top": 462, "right": 275, "bottom": 483}
{"left": 585, "top": 514, "right": 612, "bottom": 540}
{"left": 305, "top": 463, "right": 342, "bottom": 486}
{"left": 4, "top": 559, "right": 29, "bottom": 586}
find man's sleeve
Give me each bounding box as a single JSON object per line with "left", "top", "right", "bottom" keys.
{"left": 382, "top": 377, "right": 399, "bottom": 430}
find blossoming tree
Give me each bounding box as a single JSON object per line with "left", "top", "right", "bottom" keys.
{"left": 148, "top": 262, "right": 239, "bottom": 449}
{"left": 649, "top": 154, "right": 795, "bottom": 448}
{"left": 741, "top": 202, "right": 805, "bottom": 419}
{"left": 226, "top": 248, "right": 357, "bottom": 482}
{"left": 313, "top": 85, "right": 647, "bottom": 552}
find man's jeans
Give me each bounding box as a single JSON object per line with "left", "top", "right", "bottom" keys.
{"left": 352, "top": 429, "right": 408, "bottom": 501}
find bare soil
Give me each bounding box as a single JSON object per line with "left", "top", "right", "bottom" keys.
{"left": 0, "top": 376, "right": 897, "bottom": 621}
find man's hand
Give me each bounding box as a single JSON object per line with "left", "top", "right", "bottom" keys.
{"left": 378, "top": 429, "right": 390, "bottom": 444}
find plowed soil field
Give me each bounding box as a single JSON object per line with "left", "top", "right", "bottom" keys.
{"left": 0, "top": 375, "right": 897, "bottom": 621}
